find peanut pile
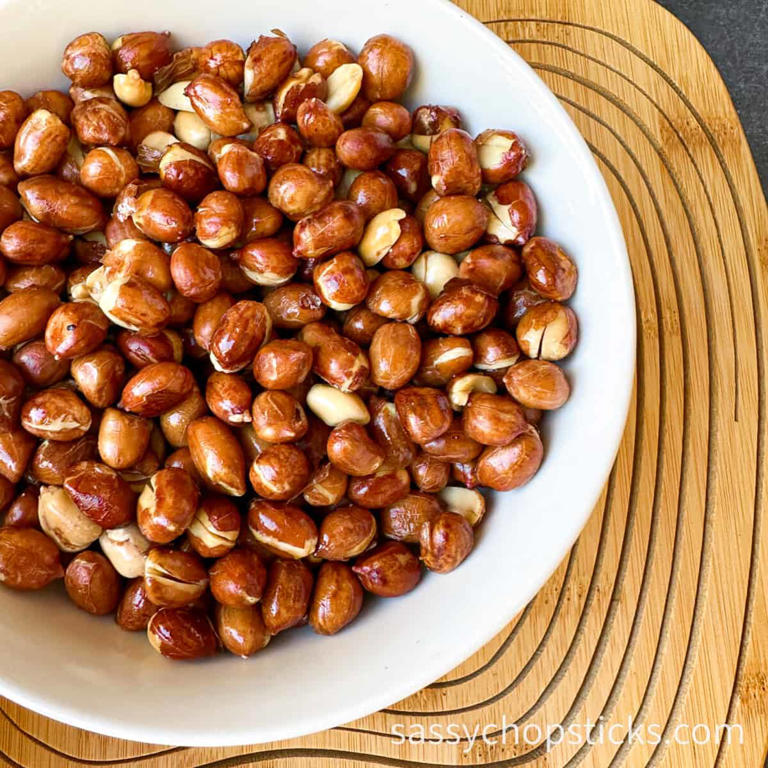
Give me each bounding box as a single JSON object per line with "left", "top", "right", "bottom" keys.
{"left": 0, "top": 29, "right": 578, "bottom": 659}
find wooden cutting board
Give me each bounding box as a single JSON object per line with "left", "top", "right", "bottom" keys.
{"left": 2, "top": 0, "right": 767, "bottom": 765}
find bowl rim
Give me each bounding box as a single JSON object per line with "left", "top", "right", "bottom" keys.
{"left": 0, "top": 0, "right": 635, "bottom": 747}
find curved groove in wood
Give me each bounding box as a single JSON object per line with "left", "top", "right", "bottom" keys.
{"left": 0, "top": 704, "right": 184, "bottom": 766}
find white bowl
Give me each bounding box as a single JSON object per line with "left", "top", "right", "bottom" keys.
{"left": 0, "top": 0, "right": 634, "bottom": 746}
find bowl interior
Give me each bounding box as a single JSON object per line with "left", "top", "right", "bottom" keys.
{"left": 0, "top": 0, "right": 634, "bottom": 746}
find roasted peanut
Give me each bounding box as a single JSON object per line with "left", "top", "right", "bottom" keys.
{"left": 216, "top": 604, "right": 270, "bottom": 657}
{"left": 21, "top": 387, "right": 91, "bottom": 441}
{"left": 37, "top": 484, "right": 102, "bottom": 552}
{"left": 116, "top": 578, "right": 157, "bottom": 631}
{"left": 303, "top": 462, "right": 348, "bottom": 507}
{"left": 263, "top": 283, "right": 326, "bottom": 329}
{"left": 64, "top": 460, "right": 135, "bottom": 529}
{"left": 209, "top": 548, "right": 266, "bottom": 607}
{"left": 120, "top": 362, "right": 195, "bottom": 417}
{"left": 216, "top": 142, "right": 267, "bottom": 197}
{"left": 0, "top": 526, "right": 63, "bottom": 589}
{"left": 459, "top": 244, "right": 522, "bottom": 296}
{"left": 138, "top": 468, "right": 199, "bottom": 543}
{"left": 410, "top": 453, "right": 450, "bottom": 493}
{"left": 485, "top": 180, "right": 537, "bottom": 247}
{"left": 421, "top": 420, "right": 482, "bottom": 462}
{"left": 358, "top": 35, "right": 413, "bottom": 101}
{"left": 147, "top": 607, "right": 218, "bottom": 660}
{"left": 132, "top": 187, "right": 193, "bottom": 243}
{"left": 327, "top": 421, "right": 384, "bottom": 476}
{"left": 476, "top": 425, "right": 544, "bottom": 490}
{"left": 31, "top": 435, "right": 97, "bottom": 485}
{"left": 12, "top": 339, "right": 70, "bottom": 388}
{"left": 366, "top": 270, "right": 429, "bottom": 323}
{"left": 70, "top": 346, "right": 125, "bottom": 408}
{"left": 159, "top": 142, "right": 217, "bottom": 202}
{"left": 428, "top": 128, "right": 481, "bottom": 196}
{"left": 363, "top": 101, "right": 411, "bottom": 140}
{"left": 353, "top": 540, "right": 421, "bottom": 597}
{"left": 97, "top": 407, "right": 151, "bottom": 469}
{"left": 235, "top": 238, "right": 298, "bottom": 287}
{"left": 253, "top": 122, "right": 303, "bottom": 171}
{"left": 385, "top": 148, "right": 430, "bottom": 203}
{"left": 44, "top": 301, "right": 109, "bottom": 360}
{"left": 475, "top": 128, "right": 528, "bottom": 184}
{"left": 13, "top": 109, "right": 70, "bottom": 176}
{"left": 71, "top": 97, "right": 130, "bottom": 146}
{"left": 503, "top": 359, "right": 570, "bottom": 410}
{"left": 187, "top": 495, "right": 240, "bottom": 559}
{"left": 336, "top": 127, "right": 395, "bottom": 170}
{"left": 261, "top": 558, "right": 313, "bottom": 634}
{"left": 187, "top": 416, "right": 247, "bottom": 497}
{"left": 65, "top": 551, "right": 121, "bottom": 614}
{"left": 521, "top": 237, "right": 578, "bottom": 301}
{"left": 423, "top": 194, "right": 488, "bottom": 254}
{"left": 369, "top": 322, "right": 421, "bottom": 389}
{"left": 248, "top": 500, "right": 318, "bottom": 559}
{"left": 243, "top": 34, "right": 297, "bottom": 101}
{"left": 18, "top": 176, "right": 105, "bottom": 235}
{"left": 113, "top": 32, "right": 172, "bottom": 79}
{"left": 309, "top": 562, "right": 363, "bottom": 635}
{"left": 292, "top": 200, "right": 364, "bottom": 260}
{"left": 394, "top": 386, "right": 452, "bottom": 444}
{"left": 209, "top": 299, "right": 270, "bottom": 373}
{"left": 268, "top": 163, "right": 334, "bottom": 221}
{"left": 427, "top": 278, "right": 498, "bottom": 335}
{"left": 420, "top": 511, "right": 473, "bottom": 573}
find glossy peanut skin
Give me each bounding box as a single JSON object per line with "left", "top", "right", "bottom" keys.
{"left": 64, "top": 460, "right": 135, "bottom": 528}
{"left": 420, "top": 511, "right": 474, "bottom": 573}
{"left": 394, "top": 387, "right": 453, "bottom": 444}
{"left": 427, "top": 279, "right": 499, "bottom": 336}
{"left": 0, "top": 527, "right": 63, "bottom": 589}
{"left": 21, "top": 388, "right": 91, "bottom": 441}
{"left": 503, "top": 359, "right": 570, "bottom": 410}
{"left": 521, "top": 237, "right": 578, "bottom": 301}
{"left": 261, "top": 558, "right": 313, "bottom": 634}
{"left": 138, "top": 467, "right": 200, "bottom": 544}
{"left": 358, "top": 35, "right": 413, "bottom": 101}
{"left": 120, "top": 362, "right": 195, "bottom": 417}
{"left": 185, "top": 74, "right": 250, "bottom": 137}
{"left": 309, "top": 562, "right": 363, "bottom": 635}
{"left": 187, "top": 416, "right": 247, "bottom": 497}
{"left": 0, "top": 220, "right": 72, "bottom": 265}
{"left": 423, "top": 195, "right": 488, "bottom": 254}
{"left": 116, "top": 578, "right": 158, "bottom": 631}
{"left": 147, "top": 608, "right": 218, "bottom": 660}
{"left": 216, "top": 604, "right": 270, "bottom": 657}
{"left": 209, "top": 549, "right": 267, "bottom": 607}
{"left": 293, "top": 200, "right": 365, "bottom": 260}
{"left": 253, "top": 339, "right": 312, "bottom": 390}
{"left": 316, "top": 505, "right": 377, "bottom": 561}
{"left": 0, "top": 287, "right": 61, "bottom": 350}
{"left": 352, "top": 541, "right": 421, "bottom": 597}
{"left": 244, "top": 34, "right": 297, "bottom": 101}
{"left": 476, "top": 427, "right": 544, "bottom": 490}
{"left": 64, "top": 551, "right": 121, "bottom": 615}
{"left": 248, "top": 500, "right": 318, "bottom": 559}
{"left": 71, "top": 347, "right": 125, "bottom": 408}
{"left": 209, "top": 300, "right": 269, "bottom": 373}
{"left": 369, "top": 322, "right": 421, "bottom": 389}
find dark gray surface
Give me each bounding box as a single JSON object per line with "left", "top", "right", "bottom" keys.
{"left": 656, "top": 0, "right": 767, "bottom": 190}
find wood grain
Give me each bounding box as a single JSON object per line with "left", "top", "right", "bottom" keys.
{"left": 1, "top": 0, "right": 767, "bottom": 765}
